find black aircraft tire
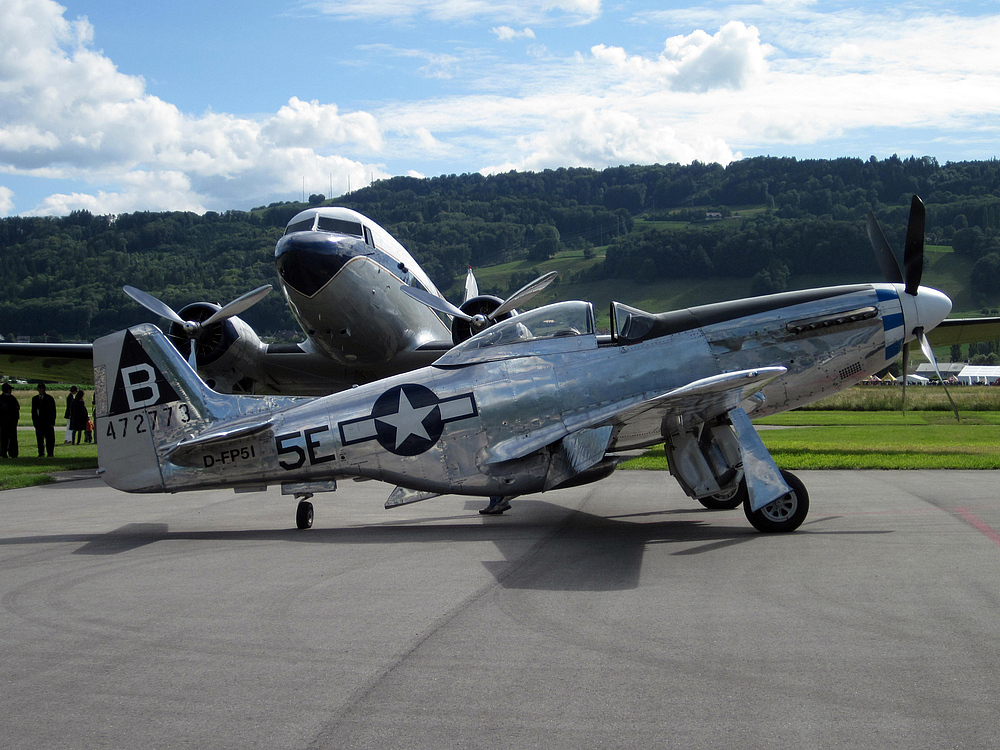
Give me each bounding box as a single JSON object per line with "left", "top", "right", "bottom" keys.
{"left": 743, "top": 470, "right": 809, "bottom": 533}
{"left": 296, "top": 501, "right": 314, "bottom": 530}
{"left": 698, "top": 478, "right": 748, "bottom": 510}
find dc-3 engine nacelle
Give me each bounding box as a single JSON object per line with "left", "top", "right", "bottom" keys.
{"left": 451, "top": 295, "right": 514, "bottom": 345}
{"left": 169, "top": 303, "right": 267, "bottom": 393}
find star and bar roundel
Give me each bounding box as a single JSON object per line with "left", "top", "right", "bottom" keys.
{"left": 338, "top": 384, "right": 478, "bottom": 456}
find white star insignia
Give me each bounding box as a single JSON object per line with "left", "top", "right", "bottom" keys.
{"left": 375, "top": 389, "right": 438, "bottom": 450}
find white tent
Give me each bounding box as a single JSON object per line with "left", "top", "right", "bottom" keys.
{"left": 903, "top": 373, "right": 929, "bottom": 385}
{"left": 957, "top": 365, "right": 1000, "bottom": 385}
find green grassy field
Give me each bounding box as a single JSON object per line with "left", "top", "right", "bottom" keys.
{"left": 1, "top": 387, "right": 99, "bottom": 490}
{"left": 624, "top": 386, "right": 1000, "bottom": 472}
{"left": 0, "top": 441, "right": 98, "bottom": 490}
{"left": 625, "top": 414, "right": 1000, "bottom": 471}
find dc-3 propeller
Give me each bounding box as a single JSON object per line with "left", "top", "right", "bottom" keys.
{"left": 867, "top": 195, "right": 960, "bottom": 421}
{"left": 402, "top": 268, "right": 558, "bottom": 345}
{"left": 123, "top": 284, "right": 272, "bottom": 369}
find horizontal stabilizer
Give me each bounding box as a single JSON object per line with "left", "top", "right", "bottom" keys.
{"left": 165, "top": 421, "right": 273, "bottom": 457}
{"left": 164, "top": 421, "right": 274, "bottom": 469}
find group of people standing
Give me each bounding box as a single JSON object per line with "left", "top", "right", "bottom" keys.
{"left": 0, "top": 383, "right": 92, "bottom": 459}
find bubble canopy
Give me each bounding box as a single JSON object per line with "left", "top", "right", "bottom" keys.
{"left": 434, "top": 301, "right": 596, "bottom": 366}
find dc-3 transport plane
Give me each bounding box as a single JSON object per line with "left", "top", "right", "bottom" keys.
{"left": 93, "top": 197, "right": 966, "bottom": 532}
{"left": 1, "top": 206, "right": 556, "bottom": 395}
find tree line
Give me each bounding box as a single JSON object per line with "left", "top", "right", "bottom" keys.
{"left": 3, "top": 155, "right": 1000, "bottom": 341}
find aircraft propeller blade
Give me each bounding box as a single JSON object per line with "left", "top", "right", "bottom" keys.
{"left": 900, "top": 341, "right": 909, "bottom": 415}
{"left": 463, "top": 267, "right": 479, "bottom": 304}
{"left": 202, "top": 284, "right": 272, "bottom": 327}
{"left": 903, "top": 195, "right": 926, "bottom": 296}
{"left": 400, "top": 284, "right": 472, "bottom": 321}
{"left": 123, "top": 285, "right": 187, "bottom": 327}
{"left": 867, "top": 195, "right": 926, "bottom": 294}
{"left": 866, "top": 213, "right": 904, "bottom": 285}
{"left": 490, "top": 271, "right": 558, "bottom": 321}
{"left": 916, "top": 327, "right": 960, "bottom": 422}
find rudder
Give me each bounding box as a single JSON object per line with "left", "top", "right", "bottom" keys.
{"left": 94, "top": 324, "right": 226, "bottom": 492}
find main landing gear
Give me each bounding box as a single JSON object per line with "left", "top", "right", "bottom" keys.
{"left": 697, "top": 472, "right": 748, "bottom": 510}
{"left": 742, "top": 470, "right": 809, "bottom": 533}
{"left": 696, "top": 470, "right": 809, "bottom": 532}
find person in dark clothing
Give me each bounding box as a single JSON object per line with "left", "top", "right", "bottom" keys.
{"left": 31, "top": 382, "right": 56, "bottom": 458}
{"left": 0, "top": 383, "right": 19, "bottom": 458}
{"left": 70, "top": 390, "right": 89, "bottom": 445}
{"left": 63, "top": 385, "right": 77, "bottom": 444}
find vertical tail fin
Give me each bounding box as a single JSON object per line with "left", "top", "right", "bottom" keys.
{"left": 94, "top": 324, "right": 231, "bottom": 492}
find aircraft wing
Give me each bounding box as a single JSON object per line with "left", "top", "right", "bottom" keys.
{"left": 927, "top": 317, "right": 1000, "bottom": 347}
{"left": 0, "top": 342, "right": 95, "bottom": 384}
{"left": 483, "top": 366, "right": 787, "bottom": 465}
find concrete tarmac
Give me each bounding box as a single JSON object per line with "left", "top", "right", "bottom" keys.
{"left": 2, "top": 470, "right": 999, "bottom": 749}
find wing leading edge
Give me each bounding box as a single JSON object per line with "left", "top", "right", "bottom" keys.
{"left": 484, "top": 366, "right": 787, "bottom": 467}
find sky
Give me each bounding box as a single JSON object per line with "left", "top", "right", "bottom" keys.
{"left": 2, "top": 0, "right": 1000, "bottom": 217}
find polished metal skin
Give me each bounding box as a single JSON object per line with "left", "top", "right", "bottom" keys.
{"left": 94, "top": 277, "right": 951, "bottom": 532}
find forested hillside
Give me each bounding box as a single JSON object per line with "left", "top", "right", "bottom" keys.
{"left": 4, "top": 155, "right": 1000, "bottom": 342}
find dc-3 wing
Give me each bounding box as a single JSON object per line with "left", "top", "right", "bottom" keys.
{"left": 927, "top": 317, "right": 1000, "bottom": 347}
{"left": 483, "top": 366, "right": 790, "bottom": 511}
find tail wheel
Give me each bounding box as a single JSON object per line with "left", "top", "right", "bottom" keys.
{"left": 743, "top": 470, "right": 809, "bottom": 533}
{"left": 295, "top": 500, "right": 314, "bottom": 530}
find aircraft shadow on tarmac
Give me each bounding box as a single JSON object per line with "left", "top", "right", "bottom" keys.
{"left": 0, "top": 503, "right": 889, "bottom": 592}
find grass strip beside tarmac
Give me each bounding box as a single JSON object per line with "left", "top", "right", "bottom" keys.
{"left": 624, "top": 410, "right": 1000, "bottom": 471}
{"left": 0, "top": 441, "right": 99, "bottom": 491}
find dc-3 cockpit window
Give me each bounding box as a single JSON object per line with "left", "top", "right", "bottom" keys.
{"left": 316, "top": 217, "right": 364, "bottom": 237}
{"left": 462, "top": 301, "right": 595, "bottom": 351}
{"left": 284, "top": 218, "right": 315, "bottom": 235}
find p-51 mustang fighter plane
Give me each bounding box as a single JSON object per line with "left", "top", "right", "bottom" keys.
{"left": 95, "top": 197, "right": 956, "bottom": 533}
{"left": 0, "top": 206, "right": 556, "bottom": 395}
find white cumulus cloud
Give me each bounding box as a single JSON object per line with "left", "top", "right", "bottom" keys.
{"left": 493, "top": 26, "right": 536, "bottom": 41}
{"left": 0, "top": 0, "right": 389, "bottom": 215}
{"left": 481, "top": 108, "right": 737, "bottom": 174}
{"left": 591, "top": 21, "right": 771, "bottom": 93}
{"left": 0, "top": 185, "right": 14, "bottom": 215}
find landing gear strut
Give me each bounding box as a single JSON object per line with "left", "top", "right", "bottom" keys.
{"left": 295, "top": 494, "right": 314, "bottom": 529}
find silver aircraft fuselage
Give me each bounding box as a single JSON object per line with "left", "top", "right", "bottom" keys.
{"left": 95, "top": 280, "right": 951, "bottom": 501}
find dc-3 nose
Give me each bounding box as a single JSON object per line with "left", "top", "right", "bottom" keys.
{"left": 900, "top": 284, "right": 952, "bottom": 337}
{"left": 275, "top": 232, "right": 367, "bottom": 298}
